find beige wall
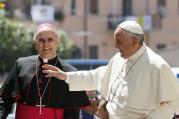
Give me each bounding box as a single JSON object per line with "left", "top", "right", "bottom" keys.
{"left": 133, "top": 0, "right": 147, "bottom": 15}
{"left": 9, "top": 0, "right": 179, "bottom": 65}
{"left": 58, "top": 0, "right": 179, "bottom": 66}
{"left": 99, "top": 0, "right": 112, "bottom": 16}
{"left": 162, "top": 17, "right": 179, "bottom": 29}
{"left": 167, "top": 0, "right": 178, "bottom": 16}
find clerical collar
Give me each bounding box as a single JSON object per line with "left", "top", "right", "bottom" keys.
{"left": 127, "top": 43, "right": 147, "bottom": 63}
{"left": 38, "top": 55, "right": 58, "bottom": 64}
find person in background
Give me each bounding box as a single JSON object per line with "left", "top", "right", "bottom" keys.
{"left": 81, "top": 90, "right": 99, "bottom": 119}
{"left": 43, "top": 20, "right": 179, "bottom": 119}
{"left": 0, "top": 23, "right": 90, "bottom": 119}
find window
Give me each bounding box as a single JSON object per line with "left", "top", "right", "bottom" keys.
{"left": 42, "top": 0, "right": 46, "bottom": 4}
{"left": 157, "top": 0, "right": 167, "bottom": 17}
{"left": 71, "top": 0, "right": 76, "bottom": 15}
{"left": 122, "top": 0, "right": 132, "bottom": 16}
{"left": 156, "top": 43, "right": 166, "bottom": 49}
{"left": 34, "top": 0, "right": 48, "bottom": 4}
{"left": 71, "top": 46, "right": 82, "bottom": 59}
{"left": 158, "top": 0, "right": 166, "bottom": 6}
{"left": 89, "top": 0, "right": 98, "bottom": 14}
{"left": 89, "top": 45, "right": 98, "bottom": 59}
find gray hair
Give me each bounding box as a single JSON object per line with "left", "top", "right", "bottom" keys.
{"left": 124, "top": 30, "right": 144, "bottom": 45}
{"left": 34, "top": 23, "right": 59, "bottom": 41}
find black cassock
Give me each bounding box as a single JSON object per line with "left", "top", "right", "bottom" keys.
{"left": 0, "top": 55, "right": 90, "bottom": 119}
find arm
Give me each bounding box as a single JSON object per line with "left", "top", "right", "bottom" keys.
{"left": 0, "top": 99, "right": 14, "bottom": 119}
{"left": 43, "top": 64, "right": 107, "bottom": 91}
{"left": 158, "top": 64, "right": 179, "bottom": 103}
{"left": 67, "top": 66, "right": 107, "bottom": 91}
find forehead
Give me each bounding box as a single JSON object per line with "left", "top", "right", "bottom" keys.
{"left": 115, "top": 27, "right": 124, "bottom": 33}
{"left": 114, "top": 27, "right": 124, "bottom": 36}
{"left": 37, "top": 31, "right": 58, "bottom": 38}
{"left": 34, "top": 24, "right": 59, "bottom": 40}
{"left": 36, "top": 31, "right": 58, "bottom": 40}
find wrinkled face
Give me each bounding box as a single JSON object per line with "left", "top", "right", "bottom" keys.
{"left": 114, "top": 27, "right": 135, "bottom": 59}
{"left": 35, "top": 31, "right": 59, "bottom": 59}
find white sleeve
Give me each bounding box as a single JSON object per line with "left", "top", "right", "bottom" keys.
{"left": 65, "top": 76, "right": 69, "bottom": 84}
{"left": 67, "top": 66, "right": 107, "bottom": 91}
{"left": 158, "top": 64, "right": 179, "bottom": 103}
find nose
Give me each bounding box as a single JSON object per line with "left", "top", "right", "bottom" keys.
{"left": 43, "top": 39, "right": 49, "bottom": 44}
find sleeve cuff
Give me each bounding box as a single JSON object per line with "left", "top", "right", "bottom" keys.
{"left": 65, "top": 73, "right": 69, "bottom": 84}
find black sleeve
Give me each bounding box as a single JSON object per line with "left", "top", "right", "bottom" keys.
{"left": 0, "top": 62, "right": 21, "bottom": 118}
{"left": 0, "top": 99, "right": 13, "bottom": 119}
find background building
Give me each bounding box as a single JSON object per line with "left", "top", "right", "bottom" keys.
{"left": 6, "top": 0, "right": 179, "bottom": 66}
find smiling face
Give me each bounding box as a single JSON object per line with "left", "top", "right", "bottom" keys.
{"left": 35, "top": 31, "right": 59, "bottom": 59}
{"left": 114, "top": 27, "right": 139, "bottom": 59}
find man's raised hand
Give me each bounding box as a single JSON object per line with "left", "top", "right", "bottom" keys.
{"left": 42, "top": 64, "right": 67, "bottom": 80}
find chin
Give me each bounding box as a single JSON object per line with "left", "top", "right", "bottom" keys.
{"left": 120, "top": 54, "right": 123, "bottom": 58}
{"left": 40, "top": 54, "right": 50, "bottom": 59}
{"left": 120, "top": 54, "right": 127, "bottom": 59}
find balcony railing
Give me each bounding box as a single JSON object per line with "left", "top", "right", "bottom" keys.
{"left": 107, "top": 14, "right": 162, "bottom": 31}
{"left": 107, "top": 14, "right": 124, "bottom": 30}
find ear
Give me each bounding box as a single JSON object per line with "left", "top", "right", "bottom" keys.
{"left": 132, "top": 38, "right": 142, "bottom": 49}
{"left": 131, "top": 38, "right": 137, "bottom": 46}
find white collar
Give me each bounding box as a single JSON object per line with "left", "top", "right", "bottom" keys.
{"left": 127, "top": 43, "right": 147, "bottom": 63}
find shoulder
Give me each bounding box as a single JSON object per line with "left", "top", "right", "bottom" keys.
{"left": 58, "top": 58, "right": 77, "bottom": 71}
{"left": 145, "top": 47, "right": 170, "bottom": 69}
{"left": 109, "top": 52, "right": 124, "bottom": 65}
{"left": 16, "top": 55, "right": 37, "bottom": 64}
{"left": 112, "top": 52, "right": 122, "bottom": 59}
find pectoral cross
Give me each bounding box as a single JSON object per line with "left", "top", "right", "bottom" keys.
{"left": 36, "top": 97, "right": 45, "bottom": 114}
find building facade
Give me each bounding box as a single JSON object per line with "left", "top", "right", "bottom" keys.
{"left": 8, "top": 0, "right": 179, "bottom": 66}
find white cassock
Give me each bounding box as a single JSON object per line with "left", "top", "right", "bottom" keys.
{"left": 67, "top": 44, "right": 179, "bottom": 119}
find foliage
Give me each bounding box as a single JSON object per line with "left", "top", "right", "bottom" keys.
{"left": 54, "top": 10, "right": 65, "bottom": 21}
{"left": 58, "top": 30, "right": 74, "bottom": 59}
{"left": 0, "top": 16, "right": 73, "bottom": 73}
{"left": 0, "top": 16, "right": 34, "bottom": 73}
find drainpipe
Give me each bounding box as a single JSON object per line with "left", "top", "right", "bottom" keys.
{"left": 83, "top": 0, "right": 88, "bottom": 59}
{"left": 145, "top": 0, "right": 151, "bottom": 46}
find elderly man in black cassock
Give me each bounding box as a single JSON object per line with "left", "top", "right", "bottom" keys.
{"left": 0, "top": 23, "right": 90, "bottom": 119}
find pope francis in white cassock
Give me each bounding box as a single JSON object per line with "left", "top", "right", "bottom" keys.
{"left": 43, "top": 21, "right": 179, "bottom": 119}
